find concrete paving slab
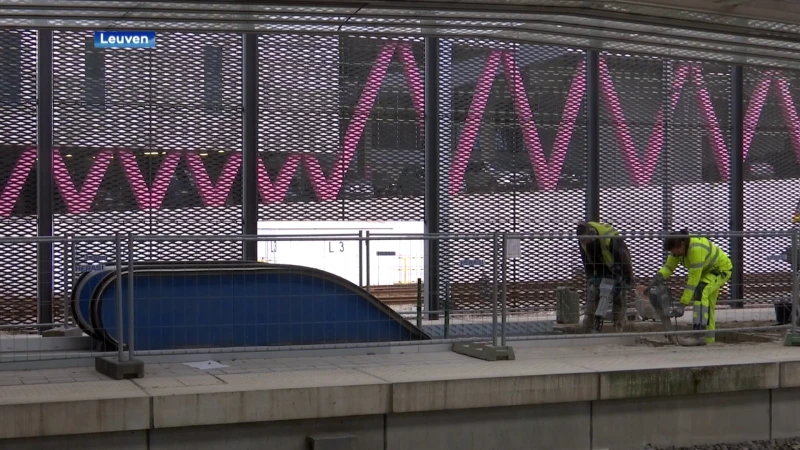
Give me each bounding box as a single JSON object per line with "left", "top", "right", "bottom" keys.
{"left": 358, "top": 357, "right": 591, "bottom": 384}
{"left": 0, "top": 380, "right": 146, "bottom": 405}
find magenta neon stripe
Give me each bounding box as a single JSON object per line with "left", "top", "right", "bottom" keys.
{"left": 742, "top": 75, "right": 772, "bottom": 160}
{"left": 2, "top": 41, "right": 426, "bottom": 214}
{"left": 5, "top": 54, "right": 800, "bottom": 218}
{"left": 117, "top": 151, "right": 182, "bottom": 210}
{"left": 256, "top": 153, "right": 303, "bottom": 203}
{"left": 774, "top": 78, "right": 800, "bottom": 166}
{"left": 501, "top": 52, "right": 585, "bottom": 191}
{"left": 305, "top": 41, "right": 400, "bottom": 201}
{"left": 185, "top": 152, "right": 242, "bottom": 207}
{"left": 598, "top": 61, "right": 691, "bottom": 185}
{"left": 0, "top": 147, "right": 36, "bottom": 217}
{"left": 687, "top": 66, "right": 730, "bottom": 180}
{"left": 53, "top": 149, "right": 113, "bottom": 214}
{"left": 397, "top": 42, "right": 425, "bottom": 129}
{"left": 449, "top": 50, "right": 502, "bottom": 196}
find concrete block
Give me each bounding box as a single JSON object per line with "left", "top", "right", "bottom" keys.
{"left": 0, "top": 430, "right": 147, "bottom": 450}
{"left": 152, "top": 384, "right": 390, "bottom": 428}
{"left": 386, "top": 402, "right": 591, "bottom": 450}
{"left": 150, "top": 415, "right": 383, "bottom": 450}
{"left": 95, "top": 356, "right": 145, "bottom": 380}
{"left": 771, "top": 387, "right": 800, "bottom": 438}
{"left": 783, "top": 332, "right": 800, "bottom": 346}
{"left": 600, "top": 362, "right": 779, "bottom": 400}
{"left": 392, "top": 373, "right": 599, "bottom": 413}
{"left": 452, "top": 342, "right": 515, "bottom": 361}
{"left": 592, "top": 390, "right": 770, "bottom": 450}
{"left": 307, "top": 433, "right": 356, "bottom": 450}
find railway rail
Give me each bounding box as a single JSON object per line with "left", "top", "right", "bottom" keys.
{"left": 369, "top": 272, "right": 795, "bottom": 309}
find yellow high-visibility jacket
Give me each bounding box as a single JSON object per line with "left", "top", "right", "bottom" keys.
{"left": 658, "top": 236, "right": 733, "bottom": 305}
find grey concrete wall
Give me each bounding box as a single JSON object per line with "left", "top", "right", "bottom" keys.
{"left": 1, "top": 389, "right": 798, "bottom": 450}
{"left": 0, "top": 431, "right": 147, "bottom": 450}
{"left": 150, "top": 415, "right": 385, "bottom": 450}
{"left": 386, "top": 402, "right": 590, "bottom": 450}
{"left": 593, "top": 390, "right": 770, "bottom": 450}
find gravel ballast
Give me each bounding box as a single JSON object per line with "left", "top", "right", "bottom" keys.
{"left": 644, "top": 438, "right": 800, "bottom": 450}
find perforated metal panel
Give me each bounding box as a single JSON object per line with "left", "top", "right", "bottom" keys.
{"left": 439, "top": 40, "right": 587, "bottom": 311}
{"left": 599, "top": 54, "right": 734, "bottom": 303}
{"left": 743, "top": 66, "right": 800, "bottom": 302}
{"left": 0, "top": 30, "right": 38, "bottom": 325}
{"left": 48, "top": 30, "right": 243, "bottom": 325}
{"left": 598, "top": 53, "right": 666, "bottom": 290}
{"left": 257, "top": 35, "right": 424, "bottom": 222}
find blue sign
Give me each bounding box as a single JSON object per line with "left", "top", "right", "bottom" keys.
{"left": 94, "top": 31, "right": 156, "bottom": 49}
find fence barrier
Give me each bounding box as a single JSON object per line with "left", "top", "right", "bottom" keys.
{"left": 0, "top": 230, "right": 796, "bottom": 366}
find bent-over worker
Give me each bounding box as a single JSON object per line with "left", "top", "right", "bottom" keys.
{"left": 577, "top": 221, "right": 634, "bottom": 332}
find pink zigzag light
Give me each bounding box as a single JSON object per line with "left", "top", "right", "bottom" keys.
{"left": 2, "top": 50, "right": 800, "bottom": 217}
{"left": 0, "top": 41, "right": 424, "bottom": 216}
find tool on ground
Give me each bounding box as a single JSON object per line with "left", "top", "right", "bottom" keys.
{"left": 635, "top": 283, "right": 705, "bottom": 347}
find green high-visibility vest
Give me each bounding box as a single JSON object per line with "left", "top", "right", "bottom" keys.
{"left": 586, "top": 221, "right": 619, "bottom": 268}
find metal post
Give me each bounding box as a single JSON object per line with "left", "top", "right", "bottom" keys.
{"left": 730, "top": 65, "right": 745, "bottom": 309}
{"left": 662, "top": 59, "right": 673, "bottom": 235}
{"left": 115, "top": 233, "right": 124, "bottom": 361}
{"left": 501, "top": 233, "right": 508, "bottom": 346}
{"left": 37, "top": 29, "right": 54, "bottom": 329}
{"left": 365, "top": 230, "right": 371, "bottom": 294}
{"left": 444, "top": 284, "right": 450, "bottom": 338}
{"left": 61, "top": 236, "right": 70, "bottom": 327}
{"left": 358, "top": 230, "right": 364, "bottom": 287}
{"left": 792, "top": 230, "right": 799, "bottom": 334}
{"left": 416, "top": 278, "right": 422, "bottom": 330}
{"left": 424, "top": 36, "right": 441, "bottom": 321}
{"left": 492, "top": 231, "right": 499, "bottom": 347}
{"left": 586, "top": 50, "right": 600, "bottom": 222}
{"left": 242, "top": 33, "right": 259, "bottom": 261}
{"left": 127, "top": 233, "right": 135, "bottom": 361}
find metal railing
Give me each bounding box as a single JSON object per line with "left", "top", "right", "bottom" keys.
{"left": 0, "top": 229, "right": 796, "bottom": 366}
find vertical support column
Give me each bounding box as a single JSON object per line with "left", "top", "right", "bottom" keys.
{"left": 585, "top": 51, "right": 600, "bottom": 222}
{"left": 242, "top": 33, "right": 259, "bottom": 261}
{"left": 37, "top": 29, "right": 54, "bottom": 328}
{"left": 424, "top": 37, "right": 440, "bottom": 320}
{"left": 662, "top": 59, "right": 673, "bottom": 234}
{"left": 730, "top": 65, "right": 744, "bottom": 309}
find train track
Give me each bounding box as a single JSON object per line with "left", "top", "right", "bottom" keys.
{"left": 369, "top": 285, "right": 420, "bottom": 305}
{"left": 368, "top": 272, "right": 795, "bottom": 308}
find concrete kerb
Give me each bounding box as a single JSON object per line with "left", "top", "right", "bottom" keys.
{"left": 0, "top": 343, "right": 798, "bottom": 441}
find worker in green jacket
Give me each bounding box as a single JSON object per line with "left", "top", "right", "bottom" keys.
{"left": 577, "top": 221, "right": 634, "bottom": 332}
{"left": 651, "top": 229, "right": 733, "bottom": 344}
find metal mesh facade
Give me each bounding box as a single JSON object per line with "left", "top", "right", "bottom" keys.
{"left": 0, "top": 30, "right": 798, "bottom": 325}
{"left": 439, "top": 40, "right": 587, "bottom": 310}
{"left": 257, "top": 35, "right": 424, "bottom": 222}
{"left": 599, "top": 54, "right": 734, "bottom": 303}
{"left": 0, "top": 30, "right": 38, "bottom": 325}
{"left": 743, "top": 67, "right": 800, "bottom": 300}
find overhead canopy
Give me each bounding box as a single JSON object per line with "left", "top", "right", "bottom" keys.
{"left": 4, "top": 0, "right": 800, "bottom": 69}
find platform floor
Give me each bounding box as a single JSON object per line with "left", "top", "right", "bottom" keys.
{"left": 0, "top": 335, "right": 796, "bottom": 390}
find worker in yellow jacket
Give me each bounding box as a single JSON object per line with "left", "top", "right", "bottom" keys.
{"left": 651, "top": 229, "right": 733, "bottom": 344}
